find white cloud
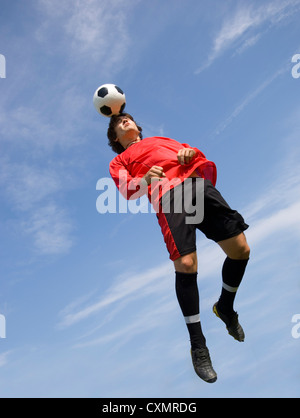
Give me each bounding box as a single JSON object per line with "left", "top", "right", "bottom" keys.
{"left": 0, "top": 2, "right": 143, "bottom": 259}
{"left": 22, "top": 203, "right": 74, "bottom": 255}
{"left": 36, "top": 0, "right": 138, "bottom": 72}
{"left": 0, "top": 351, "right": 11, "bottom": 367}
{"left": 0, "top": 158, "right": 75, "bottom": 255}
{"left": 234, "top": 33, "right": 262, "bottom": 55}
{"left": 0, "top": 160, "right": 62, "bottom": 211}
{"left": 0, "top": 81, "right": 89, "bottom": 259}
{"left": 195, "top": 0, "right": 300, "bottom": 74}
{"left": 73, "top": 298, "right": 176, "bottom": 350}
{"left": 247, "top": 201, "right": 300, "bottom": 248}
{"left": 58, "top": 262, "right": 173, "bottom": 328}
{"left": 212, "top": 64, "right": 287, "bottom": 136}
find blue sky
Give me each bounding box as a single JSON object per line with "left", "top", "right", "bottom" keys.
{"left": 0, "top": 0, "right": 300, "bottom": 398}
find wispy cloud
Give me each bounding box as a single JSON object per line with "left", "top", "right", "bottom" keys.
{"left": 0, "top": 156, "right": 75, "bottom": 255}
{"left": 0, "top": 351, "right": 11, "bottom": 368}
{"left": 57, "top": 263, "right": 173, "bottom": 328}
{"left": 73, "top": 298, "right": 177, "bottom": 350}
{"left": 0, "top": 160, "right": 62, "bottom": 211}
{"left": 22, "top": 204, "right": 74, "bottom": 255}
{"left": 195, "top": 0, "right": 300, "bottom": 74}
{"left": 0, "top": 1, "right": 145, "bottom": 258}
{"left": 211, "top": 64, "right": 287, "bottom": 136}
{"left": 36, "top": 0, "right": 138, "bottom": 72}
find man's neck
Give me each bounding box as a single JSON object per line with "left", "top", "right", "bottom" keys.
{"left": 124, "top": 136, "right": 141, "bottom": 149}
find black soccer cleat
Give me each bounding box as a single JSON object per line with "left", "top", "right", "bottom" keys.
{"left": 213, "top": 302, "right": 245, "bottom": 342}
{"left": 191, "top": 347, "right": 217, "bottom": 383}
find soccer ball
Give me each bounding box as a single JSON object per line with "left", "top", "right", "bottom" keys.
{"left": 93, "top": 84, "right": 126, "bottom": 117}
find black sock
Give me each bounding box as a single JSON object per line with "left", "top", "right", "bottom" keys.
{"left": 218, "top": 257, "right": 249, "bottom": 315}
{"left": 175, "top": 271, "right": 206, "bottom": 349}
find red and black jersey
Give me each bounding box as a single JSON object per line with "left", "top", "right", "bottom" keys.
{"left": 109, "top": 136, "right": 217, "bottom": 207}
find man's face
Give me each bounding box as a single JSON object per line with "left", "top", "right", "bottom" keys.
{"left": 114, "top": 116, "right": 141, "bottom": 148}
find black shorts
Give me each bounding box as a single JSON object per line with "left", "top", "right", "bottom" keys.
{"left": 156, "top": 178, "right": 249, "bottom": 261}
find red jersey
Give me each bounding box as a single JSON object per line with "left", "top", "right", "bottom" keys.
{"left": 109, "top": 136, "right": 217, "bottom": 208}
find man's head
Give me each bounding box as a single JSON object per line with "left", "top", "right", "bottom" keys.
{"left": 107, "top": 113, "right": 143, "bottom": 154}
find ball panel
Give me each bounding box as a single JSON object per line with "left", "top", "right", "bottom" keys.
{"left": 98, "top": 87, "right": 109, "bottom": 98}
{"left": 115, "top": 85, "right": 124, "bottom": 95}
{"left": 100, "top": 105, "right": 113, "bottom": 116}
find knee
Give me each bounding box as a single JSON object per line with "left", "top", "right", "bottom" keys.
{"left": 174, "top": 253, "right": 197, "bottom": 273}
{"left": 219, "top": 233, "right": 250, "bottom": 260}
{"left": 236, "top": 242, "right": 250, "bottom": 260}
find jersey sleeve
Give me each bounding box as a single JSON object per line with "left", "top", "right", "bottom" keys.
{"left": 109, "top": 157, "right": 148, "bottom": 200}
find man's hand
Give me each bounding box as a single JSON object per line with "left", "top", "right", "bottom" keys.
{"left": 143, "top": 166, "right": 166, "bottom": 185}
{"left": 177, "top": 148, "right": 196, "bottom": 165}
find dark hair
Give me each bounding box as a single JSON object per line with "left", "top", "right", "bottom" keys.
{"left": 107, "top": 113, "right": 143, "bottom": 154}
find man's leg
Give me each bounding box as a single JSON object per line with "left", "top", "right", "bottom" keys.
{"left": 174, "top": 252, "right": 206, "bottom": 349}
{"left": 174, "top": 252, "right": 217, "bottom": 383}
{"left": 218, "top": 232, "right": 250, "bottom": 260}
{"left": 217, "top": 233, "right": 250, "bottom": 314}
{"left": 213, "top": 232, "right": 250, "bottom": 341}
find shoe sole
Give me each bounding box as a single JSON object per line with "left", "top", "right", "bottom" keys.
{"left": 206, "top": 376, "right": 217, "bottom": 383}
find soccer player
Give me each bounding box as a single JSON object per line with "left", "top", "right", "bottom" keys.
{"left": 108, "top": 113, "right": 250, "bottom": 383}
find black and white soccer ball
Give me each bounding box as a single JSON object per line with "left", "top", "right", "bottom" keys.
{"left": 93, "top": 84, "right": 126, "bottom": 117}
